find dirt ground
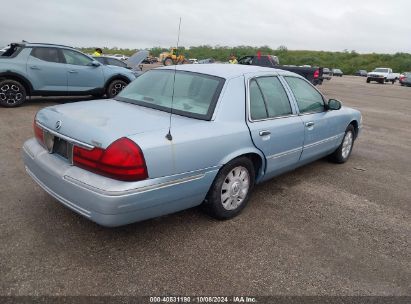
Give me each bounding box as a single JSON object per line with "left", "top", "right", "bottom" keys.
{"left": 0, "top": 75, "right": 410, "bottom": 296}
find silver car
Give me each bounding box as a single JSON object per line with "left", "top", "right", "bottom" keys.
{"left": 23, "top": 64, "right": 362, "bottom": 226}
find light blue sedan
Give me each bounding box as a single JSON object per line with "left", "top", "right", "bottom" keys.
{"left": 22, "top": 64, "right": 362, "bottom": 227}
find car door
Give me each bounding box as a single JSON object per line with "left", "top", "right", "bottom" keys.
{"left": 246, "top": 75, "right": 305, "bottom": 179}
{"left": 26, "top": 47, "right": 67, "bottom": 92}
{"left": 283, "top": 76, "right": 339, "bottom": 163}
{"left": 61, "top": 49, "right": 105, "bottom": 92}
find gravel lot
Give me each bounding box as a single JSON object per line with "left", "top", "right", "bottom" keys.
{"left": 0, "top": 76, "right": 410, "bottom": 296}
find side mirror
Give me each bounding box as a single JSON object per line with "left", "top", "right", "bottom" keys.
{"left": 327, "top": 99, "right": 342, "bottom": 110}
{"left": 89, "top": 60, "right": 101, "bottom": 67}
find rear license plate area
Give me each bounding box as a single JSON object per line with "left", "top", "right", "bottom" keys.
{"left": 53, "top": 137, "right": 69, "bottom": 160}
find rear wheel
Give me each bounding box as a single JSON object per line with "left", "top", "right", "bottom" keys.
{"left": 0, "top": 79, "right": 27, "bottom": 107}
{"left": 366, "top": 78, "right": 370, "bottom": 83}
{"left": 329, "top": 125, "right": 355, "bottom": 164}
{"left": 203, "top": 157, "right": 255, "bottom": 220}
{"left": 106, "top": 79, "right": 127, "bottom": 98}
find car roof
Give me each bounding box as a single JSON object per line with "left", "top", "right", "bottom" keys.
{"left": 158, "top": 64, "right": 298, "bottom": 79}
{"left": 95, "top": 56, "right": 121, "bottom": 59}
{"left": 10, "top": 42, "right": 74, "bottom": 49}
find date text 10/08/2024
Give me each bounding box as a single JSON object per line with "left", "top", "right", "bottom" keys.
{"left": 149, "top": 296, "right": 257, "bottom": 303}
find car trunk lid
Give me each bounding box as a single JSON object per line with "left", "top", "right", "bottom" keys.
{"left": 35, "top": 99, "right": 173, "bottom": 148}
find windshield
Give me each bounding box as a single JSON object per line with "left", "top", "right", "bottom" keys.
{"left": 116, "top": 70, "right": 225, "bottom": 120}
{"left": 373, "top": 68, "right": 389, "bottom": 73}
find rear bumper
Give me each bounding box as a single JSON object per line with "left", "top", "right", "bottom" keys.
{"left": 367, "top": 76, "right": 385, "bottom": 81}
{"left": 22, "top": 138, "right": 219, "bottom": 227}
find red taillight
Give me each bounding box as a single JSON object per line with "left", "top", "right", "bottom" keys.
{"left": 314, "top": 69, "right": 320, "bottom": 79}
{"left": 33, "top": 119, "right": 44, "bottom": 145}
{"left": 73, "top": 137, "right": 148, "bottom": 181}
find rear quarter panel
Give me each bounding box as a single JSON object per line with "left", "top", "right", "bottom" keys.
{"left": 0, "top": 48, "right": 30, "bottom": 77}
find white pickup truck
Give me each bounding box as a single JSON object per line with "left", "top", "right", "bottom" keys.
{"left": 367, "top": 68, "right": 400, "bottom": 84}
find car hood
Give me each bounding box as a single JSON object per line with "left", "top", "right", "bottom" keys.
{"left": 35, "top": 99, "right": 179, "bottom": 148}
{"left": 126, "top": 50, "right": 149, "bottom": 69}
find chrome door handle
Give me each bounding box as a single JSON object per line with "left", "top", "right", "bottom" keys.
{"left": 30, "top": 66, "right": 40, "bottom": 70}
{"left": 305, "top": 122, "right": 315, "bottom": 127}
{"left": 68, "top": 70, "right": 78, "bottom": 73}
{"left": 259, "top": 130, "right": 271, "bottom": 136}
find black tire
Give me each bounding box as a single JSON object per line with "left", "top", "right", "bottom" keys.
{"left": 366, "top": 78, "right": 370, "bottom": 83}
{"left": 203, "top": 157, "right": 255, "bottom": 220}
{"left": 164, "top": 58, "right": 173, "bottom": 66}
{"left": 106, "top": 79, "right": 127, "bottom": 98}
{"left": 391, "top": 79, "right": 395, "bottom": 84}
{"left": 0, "top": 79, "right": 27, "bottom": 107}
{"left": 329, "top": 125, "right": 355, "bottom": 164}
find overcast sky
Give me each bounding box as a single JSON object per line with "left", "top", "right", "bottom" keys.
{"left": 1, "top": 0, "right": 410, "bottom": 53}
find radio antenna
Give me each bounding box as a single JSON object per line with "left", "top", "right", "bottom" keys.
{"left": 166, "top": 17, "right": 182, "bottom": 141}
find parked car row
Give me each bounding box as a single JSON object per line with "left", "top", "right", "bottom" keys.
{"left": 355, "top": 70, "right": 368, "bottom": 77}
{"left": 322, "top": 68, "right": 332, "bottom": 80}
{"left": 332, "top": 68, "right": 343, "bottom": 77}
{"left": 317, "top": 68, "right": 344, "bottom": 82}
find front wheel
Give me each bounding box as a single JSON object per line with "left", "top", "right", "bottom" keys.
{"left": 329, "top": 125, "right": 355, "bottom": 164}
{"left": 163, "top": 58, "right": 173, "bottom": 66}
{"left": 0, "top": 79, "right": 27, "bottom": 107}
{"left": 106, "top": 79, "right": 127, "bottom": 98}
{"left": 203, "top": 157, "right": 255, "bottom": 220}
{"left": 366, "top": 78, "right": 370, "bottom": 83}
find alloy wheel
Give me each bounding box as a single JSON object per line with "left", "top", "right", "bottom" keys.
{"left": 0, "top": 83, "right": 23, "bottom": 106}
{"left": 221, "top": 166, "right": 250, "bottom": 211}
{"left": 341, "top": 131, "right": 353, "bottom": 159}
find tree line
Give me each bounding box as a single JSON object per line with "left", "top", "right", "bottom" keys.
{"left": 79, "top": 45, "right": 411, "bottom": 74}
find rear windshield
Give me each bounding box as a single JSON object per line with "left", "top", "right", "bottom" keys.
{"left": 1, "top": 44, "right": 22, "bottom": 57}
{"left": 116, "top": 70, "right": 225, "bottom": 120}
{"left": 374, "top": 68, "right": 389, "bottom": 73}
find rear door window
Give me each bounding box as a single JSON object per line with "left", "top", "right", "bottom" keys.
{"left": 31, "top": 47, "right": 60, "bottom": 63}
{"left": 284, "top": 76, "right": 325, "bottom": 114}
{"left": 256, "top": 77, "right": 292, "bottom": 117}
{"left": 249, "top": 79, "right": 268, "bottom": 120}
{"left": 249, "top": 76, "right": 292, "bottom": 120}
